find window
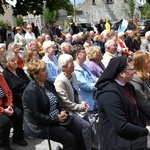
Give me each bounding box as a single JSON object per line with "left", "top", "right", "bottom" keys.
{"left": 106, "top": 0, "right": 114, "bottom": 4}
{"left": 124, "top": 0, "right": 128, "bottom": 3}
{"left": 92, "top": 0, "right": 96, "bottom": 5}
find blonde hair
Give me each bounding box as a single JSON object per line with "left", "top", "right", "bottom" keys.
{"left": 87, "top": 46, "right": 101, "bottom": 60}
{"left": 27, "top": 59, "right": 46, "bottom": 79}
{"left": 133, "top": 50, "right": 150, "bottom": 80}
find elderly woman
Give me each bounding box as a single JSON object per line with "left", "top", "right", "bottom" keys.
{"left": 141, "top": 31, "right": 150, "bottom": 52}
{"left": 0, "top": 72, "right": 27, "bottom": 148}
{"left": 22, "top": 59, "right": 86, "bottom": 150}
{"left": 54, "top": 54, "right": 91, "bottom": 150}
{"left": 130, "top": 51, "right": 150, "bottom": 126}
{"left": 8, "top": 42, "right": 24, "bottom": 69}
{"left": 14, "top": 26, "right": 27, "bottom": 52}
{"left": 93, "top": 35, "right": 105, "bottom": 54}
{"left": 1, "top": 50, "right": 30, "bottom": 111}
{"left": 0, "top": 43, "right": 6, "bottom": 72}
{"left": 72, "top": 44, "right": 98, "bottom": 112}
{"left": 95, "top": 55, "right": 150, "bottom": 150}
{"left": 85, "top": 46, "right": 105, "bottom": 78}
{"left": 42, "top": 40, "right": 61, "bottom": 83}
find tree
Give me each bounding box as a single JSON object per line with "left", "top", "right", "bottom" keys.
{"left": 43, "top": 8, "right": 59, "bottom": 24}
{"left": 128, "top": 0, "right": 135, "bottom": 18}
{"left": 1, "top": 0, "right": 73, "bottom": 16}
{"left": 16, "top": 16, "right": 23, "bottom": 26}
{"left": 141, "top": 2, "right": 150, "bottom": 19}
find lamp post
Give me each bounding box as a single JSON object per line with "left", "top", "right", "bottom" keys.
{"left": 74, "top": 0, "right": 76, "bottom": 22}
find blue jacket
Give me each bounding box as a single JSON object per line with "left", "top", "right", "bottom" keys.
{"left": 42, "top": 55, "right": 61, "bottom": 83}
{"left": 74, "top": 62, "right": 97, "bottom": 111}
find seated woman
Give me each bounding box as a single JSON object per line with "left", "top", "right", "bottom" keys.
{"left": 0, "top": 72, "right": 27, "bottom": 149}
{"left": 72, "top": 44, "right": 98, "bottom": 112}
{"left": 95, "top": 55, "right": 150, "bottom": 150}
{"left": 8, "top": 42, "right": 24, "bottom": 69}
{"left": 23, "top": 49, "right": 39, "bottom": 76}
{"left": 1, "top": 51, "right": 30, "bottom": 111}
{"left": 93, "top": 35, "right": 105, "bottom": 54}
{"left": 22, "top": 59, "right": 86, "bottom": 150}
{"left": 42, "top": 40, "right": 61, "bottom": 83}
{"left": 54, "top": 54, "right": 92, "bottom": 150}
{"left": 130, "top": 51, "right": 150, "bottom": 126}
{"left": 85, "top": 46, "right": 105, "bottom": 78}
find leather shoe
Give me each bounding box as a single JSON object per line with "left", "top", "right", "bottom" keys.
{"left": 13, "top": 140, "right": 28, "bottom": 146}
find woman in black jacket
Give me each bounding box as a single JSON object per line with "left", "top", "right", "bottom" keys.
{"left": 22, "top": 59, "right": 86, "bottom": 150}
{"left": 1, "top": 50, "right": 30, "bottom": 111}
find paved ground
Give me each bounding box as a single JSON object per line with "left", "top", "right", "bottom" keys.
{"left": 10, "top": 137, "right": 62, "bottom": 150}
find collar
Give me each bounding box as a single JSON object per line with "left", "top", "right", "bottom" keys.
{"left": 115, "top": 79, "right": 125, "bottom": 86}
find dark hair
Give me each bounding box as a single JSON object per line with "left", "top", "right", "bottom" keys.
{"left": 71, "top": 44, "right": 85, "bottom": 60}
{"left": 84, "top": 34, "right": 90, "bottom": 41}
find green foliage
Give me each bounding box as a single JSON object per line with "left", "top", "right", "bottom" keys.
{"left": 141, "top": 2, "right": 150, "bottom": 19}
{"left": 0, "top": 20, "right": 9, "bottom": 28}
{"left": 43, "top": 8, "right": 59, "bottom": 24}
{"left": 16, "top": 16, "right": 23, "bottom": 26}
{"left": 1, "top": 0, "right": 73, "bottom": 16}
{"left": 128, "top": 0, "right": 135, "bottom": 18}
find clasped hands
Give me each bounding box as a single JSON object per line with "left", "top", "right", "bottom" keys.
{"left": 58, "top": 111, "right": 68, "bottom": 122}
{"left": 4, "top": 106, "right": 14, "bottom": 116}
{"left": 82, "top": 101, "right": 89, "bottom": 112}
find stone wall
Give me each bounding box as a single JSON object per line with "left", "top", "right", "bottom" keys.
{"left": 77, "top": 0, "right": 130, "bottom": 22}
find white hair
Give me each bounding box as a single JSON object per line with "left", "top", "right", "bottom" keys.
{"left": 58, "top": 54, "right": 73, "bottom": 69}
{"left": 145, "top": 31, "right": 150, "bottom": 40}
{"left": 78, "top": 32, "right": 84, "bottom": 37}
{"left": 72, "top": 34, "right": 78, "bottom": 40}
{"left": 42, "top": 40, "right": 55, "bottom": 52}
{"left": 105, "top": 39, "right": 115, "bottom": 49}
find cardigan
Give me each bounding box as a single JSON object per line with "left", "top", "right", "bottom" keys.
{"left": 54, "top": 72, "right": 85, "bottom": 116}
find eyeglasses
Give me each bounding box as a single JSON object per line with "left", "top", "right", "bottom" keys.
{"left": 124, "top": 68, "right": 135, "bottom": 71}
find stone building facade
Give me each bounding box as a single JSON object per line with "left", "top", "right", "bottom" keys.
{"left": 76, "top": 0, "right": 142, "bottom": 23}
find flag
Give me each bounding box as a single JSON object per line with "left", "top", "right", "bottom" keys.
{"left": 91, "top": 22, "right": 97, "bottom": 32}
{"left": 63, "top": 21, "right": 70, "bottom": 33}
{"left": 118, "top": 19, "right": 128, "bottom": 32}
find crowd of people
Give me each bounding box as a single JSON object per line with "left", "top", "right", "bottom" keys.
{"left": 0, "top": 17, "right": 149, "bottom": 150}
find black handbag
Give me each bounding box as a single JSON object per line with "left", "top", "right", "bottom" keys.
{"left": 60, "top": 115, "right": 74, "bottom": 128}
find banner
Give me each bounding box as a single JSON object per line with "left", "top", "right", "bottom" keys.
{"left": 118, "top": 19, "right": 128, "bottom": 33}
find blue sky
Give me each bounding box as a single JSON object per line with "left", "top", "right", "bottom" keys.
{"left": 70, "top": 0, "right": 85, "bottom": 5}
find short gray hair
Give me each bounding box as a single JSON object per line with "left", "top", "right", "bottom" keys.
{"left": 145, "top": 31, "right": 150, "bottom": 40}
{"left": 105, "top": 39, "right": 115, "bottom": 50}
{"left": 58, "top": 54, "right": 73, "bottom": 69}
{"left": 42, "top": 40, "right": 55, "bottom": 52}
{"left": 1, "top": 50, "right": 15, "bottom": 68}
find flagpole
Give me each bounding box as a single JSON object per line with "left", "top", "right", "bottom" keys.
{"left": 74, "top": 0, "right": 76, "bottom": 22}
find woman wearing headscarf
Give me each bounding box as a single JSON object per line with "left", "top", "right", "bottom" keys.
{"left": 95, "top": 55, "right": 150, "bottom": 150}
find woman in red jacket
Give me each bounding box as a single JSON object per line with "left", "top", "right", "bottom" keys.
{"left": 0, "top": 73, "right": 27, "bottom": 150}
